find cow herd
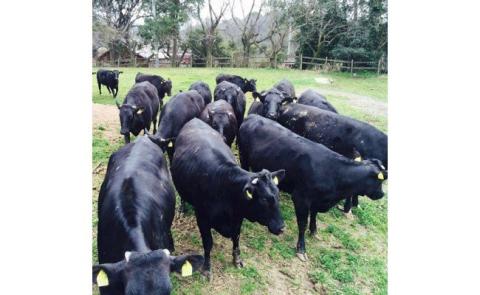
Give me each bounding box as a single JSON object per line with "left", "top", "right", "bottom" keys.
{"left": 93, "top": 70, "right": 388, "bottom": 295}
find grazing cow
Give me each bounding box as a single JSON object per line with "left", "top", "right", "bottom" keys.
{"left": 116, "top": 81, "right": 160, "bottom": 144}
{"left": 216, "top": 74, "right": 257, "bottom": 93}
{"left": 277, "top": 103, "right": 388, "bottom": 213}
{"left": 135, "top": 73, "right": 172, "bottom": 108}
{"left": 97, "top": 69, "right": 122, "bottom": 97}
{"left": 214, "top": 81, "right": 246, "bottom": 127}
{"left": 199, "top": 100, "right": 238, "bottom": 147}
{"left": 170, "top": 118, "right": 285, "bottom": 279}
{"left": 297, "top": 89, "right": 338, "bottom": 113}
{"left": 252, "top": 87, "right": 296, "bottom": 120}
{"left": 189, "top": 81, "right": 212, "bottom": 105}
{"left": 95, "top": 135, "right": 203, "bottom": 295}
{"left": 238, "top": 115, "right": 387, "bottom": 260}
{"left": 149, "top": 90, "right": 205, "bottom": 161}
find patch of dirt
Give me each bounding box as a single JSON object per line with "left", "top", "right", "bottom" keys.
{"left": 299, "top": 88, "right": 387, "bottom": 118}
{"left": 92, "top": 103, "right": 121, "bottom": 141}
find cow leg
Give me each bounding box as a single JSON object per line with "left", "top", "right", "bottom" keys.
{"left": 293, "top": 198, "right": 309, "bottom": 261}
{"left": 113, "top": 87, "right": 118, "bottom": 98}
{"left": 196, "top": 213, "right": 213, "bottom": 280}
{"left": 143, "top": 127, "right": 149, "bottom": 135}
{"left": 352, "top": 195, "right": 360, "bottom": 208}
{"left": 124, "top": 134, "right": 130, "bottom": 144}
{"left": 231, "top": 224, "right": 243, "bottom": 268}
{"left": 167, "top": 230, "right": 175, "bottom": 253}
{"left": 309, "top": 210, "right": 318, "bottom": 236}
{"left": 98, "top": 83, "right": 102, "bottom": 95}
{"left": 152, "top": 118, "right": 157, "bottom": 134}
{"left": 344, "top": 197, "right": 353, "bottom": 213}
{"left": 106, "top": 86, "right": 111, "bottom": 94}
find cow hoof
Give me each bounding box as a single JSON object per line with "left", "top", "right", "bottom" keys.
{"left": 234, "top": 260, "right": 244, "bottom": 268}
{"left": 296, "top": 252, "right": 308, "bottom": 262}
{"left": 309, "top": 230, "right": 317, "bottom": 237}
{"left": 201, "top": 270, "right": 212, "bottom": 282}
{"left": 345, "top": 211, "right": 354, "bottom": 220}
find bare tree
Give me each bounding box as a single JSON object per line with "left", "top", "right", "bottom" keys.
{"left": 231, "top": 0, "right": 270, "bottom": 66}
{"left": 195, "top": 0, "right": 230, "bottom": 66}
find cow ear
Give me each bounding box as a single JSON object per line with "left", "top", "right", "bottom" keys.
{"left": 93, "top": 263, "right": 123, "bottom": 287}
{"left": 148, "top": 135, "right": 175, "bottom": 150}
{"left": 119, "top": 71, "right": 123, "bottom": 74}
{"left": 170, "top": 254, "right": 204, "bottom": 277}
{"left": 270, "top": 169, "right": 286, "bottom": 185}
{"left": 353, "top": 148, "right": 362, "bottom": 162}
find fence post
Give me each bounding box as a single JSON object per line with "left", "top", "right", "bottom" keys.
{"left": 350, "top": 59, "right": 354, "bottom": 75}
{"left": 299, "top": 54, "right": 303, "bottom": 70}
{"left": 377, "top": 58, "right": 381, "bottom": 75}
{"left": 190, "top": 56, "right": 193, "bottom": 67}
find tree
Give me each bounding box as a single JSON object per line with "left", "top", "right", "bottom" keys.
{"left": 231, "top": 0, "right": 270, "bottom": 66}
{"left": 262, "top": 0, "right": 291, "bottom": 68}
{"left": 93, "top": 0, "right": 146, "bottom": 63}
{"left": 194, "top": 0, "right": 231, "bottom": 66}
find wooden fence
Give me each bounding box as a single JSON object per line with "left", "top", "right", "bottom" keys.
{"left": 94, "top": 54, "right": 387, "bottom": 74}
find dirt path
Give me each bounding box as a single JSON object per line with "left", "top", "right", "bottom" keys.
{"left": 301, "top": 88, "right": 387, "bottom": 118}
{"left": 92, "top": 103, "right": 121, "bottom": 141}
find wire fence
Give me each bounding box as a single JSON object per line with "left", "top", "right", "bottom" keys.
{"left": 94, "top": 54, "right": 387, "bottom": 74}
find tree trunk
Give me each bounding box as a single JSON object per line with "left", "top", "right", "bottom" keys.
{"left": 172, "top": 37, "right": 178, "bottom": 67}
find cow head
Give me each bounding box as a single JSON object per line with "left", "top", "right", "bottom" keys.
{"left": 161, "top": 79, "right": 172, "bottom": 96}
{"left": 93, "top": 249, "right": 204, "bottom": 295}
{"left": 253, "top": 89, "right": 295, "bottom": 120}
{"left": 206, "top": 109, "right": 237, "bottom": 143}
{"left": 216, "top": 83, "right": 241, "bottom": 106}
{"left": 244, "top": 78, "right": 257, "bottom": 93}
{"left": 242, "top": 169, "right": 286, "bottom": 235}
{"left": 116, "top": 99, "right": 145, "bottom": 135}
{"left": 358, "top": 159, "right": 388, "bottom": 200}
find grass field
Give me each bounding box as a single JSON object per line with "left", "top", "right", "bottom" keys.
{"left": 92, "top": 67, "right": 388, "bottom": 295}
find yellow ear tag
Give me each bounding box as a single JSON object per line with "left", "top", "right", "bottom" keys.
{"left": 136, "top": 109, "right": 144, "bottom": 115}
{"left": 354, "top": 156, "right": 362, "bottom": 162}
{"left": 97, "top": 269, "right": 109, "bottom": 287}
{"left": 168, "top": 142, "right": 173, "bottom": 148}
{"left": 273, "top": 176, "right": 279, "bottom": 185}
{"left": 377, "top": 172, "right": 384, "bottom": 180}
{"left": 181, "top": 260, "right": 193, "bottom": 277}
{"left": 246, "top": 190, "right": 253, "bottom": 199}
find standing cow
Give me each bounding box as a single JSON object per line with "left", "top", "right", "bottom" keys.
{"left": 135, "top": 73, "right": 172, "bottom": 108}
{"left": 171, "top": 118, "right": 285, "bottom": 279}
{"left": 94, "top": 135, "right": 203, "bottom": 295}
{"left": 189, "top": 81, "right": 212, "bottom": 105}
{"left": 96, "top": 69, "right": 122, "bottom": 98}
{"left": 149, "top": 90, "right": 205, "bottom": 161}
{"left": 116, "top": 81, "right": 160, "bottom": 144}
{"left": 277, "top": 103, "right": 388, "bottom": 213}
{"left": 297, "top": 89, "right": 338, "bottom": 113}
{"left": 199, "top": 100, "right": 238, "bottom": 147}
{"left": 216, "top": 74, "right": 257, "bottom": 94}
{"left": 238, "top": 115, "right": 387, "bottom": 260}
{"left": 214, "top": 81, "right": 246, "bottom": 128}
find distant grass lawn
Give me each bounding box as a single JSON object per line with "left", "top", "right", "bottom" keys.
{"left": 92, "top": 67, "right": 388, "bottom": 295}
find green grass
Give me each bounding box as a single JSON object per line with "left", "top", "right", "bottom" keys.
{"left": 92, "top": 67, "right": 387, "bottom": 295}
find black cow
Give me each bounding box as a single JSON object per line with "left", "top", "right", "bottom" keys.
{"left": 277, "top": 103, "right": 388, "bottom": 213}
{"left": 150, "top": 90, "right": 205, "bottom": 161}
{"left": 135, "top": 73, "right": 172, "bottom": 108}
{"left": 214, "top": 81, "right": 246, "bottom": 127}
{"left": 116, "top": 81, "right": 160, "bottom": 144}
{"left": 238, "top": 115, "right": 387, "bottom": 260}
{"left": 199, "top": 100, "right": 238, "bottom": 147}
{"left": 297, "top": 89, "right": 338, "bottom": 113}
{"left": 93, "top": 249, "right": 203, "bottom": 295}
{"left": 247, "top": 101, "right": 263, "bottom": 116}
{"left": 189, "top": 81, "right": 212, "bottom": 105}
{"left": 171, "top": 118, "right": 285, "bottom": 279}
{"left": 96, "top": 69, "right": 122, "bottom": 97}
{"left": 216, "top": 74, "right": 257, "bottom": 94}
{"left": 273, "top": 79, "right": 296, "bottom": 98}
{"left": 252, "top": 87, "right": 296, "bottom": 120}
{"left": 94, "top": 135, "right": 203, "bottom": 295}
